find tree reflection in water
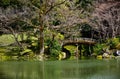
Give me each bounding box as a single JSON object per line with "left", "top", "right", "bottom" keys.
{"left": 0, "top": 59, "right": 120, "bottom": 79}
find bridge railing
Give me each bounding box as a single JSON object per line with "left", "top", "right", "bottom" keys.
{"left": 66, "top": 37, "right": 96, "bottom": 42}
{"left": 62, "top": 37, "right": 97, "bottom": 45}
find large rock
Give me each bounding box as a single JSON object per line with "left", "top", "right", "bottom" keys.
{"left": 113, "top": 50, "right": 120, "bottom": 56}
{"left": 102, "top": 53, "right": 110, "bottom": 58}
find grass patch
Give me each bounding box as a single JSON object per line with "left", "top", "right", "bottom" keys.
{"left": 64, "top": 45, "right": 77, "bottom": 54}
{"left": 0, "top": 33, "right": 28, "bottom": 46}
{"left": 0, "top": 34, "right": 15, "bottom": 45}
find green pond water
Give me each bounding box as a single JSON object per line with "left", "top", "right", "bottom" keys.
{"left": 0, "top": 59, "right": 120, "bottom": 79}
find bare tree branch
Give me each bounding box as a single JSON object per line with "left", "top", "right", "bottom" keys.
{"left": 45, "top": 0, "right": 66, "bottom": 15}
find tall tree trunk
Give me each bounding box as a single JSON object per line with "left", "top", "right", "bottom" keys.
{"left": 37, "top": 0, "right": 66, "bottom": 57}
{"left": 39, "top": 24, "right": 44, "bottom": 55}
{"left": 39, "top": 13, "right": 44, "bottom": 55}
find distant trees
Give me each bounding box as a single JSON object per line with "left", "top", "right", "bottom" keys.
{"left": 48, "top": 0, "right": 94, "bottom": 38}
{"left": 91, "top": 0, "right": 120, "bottom": 40}
{"left": 0, "top": 0, "right": 22, "bottom": 8}
{"left": 0, "top": 0, "right": 35, "bottom": 50}
{"left": 0, "top": 0, "right": 94, "bottom": 59}
{"left": 27, "top": 0, "right": 94, "bottom": 58}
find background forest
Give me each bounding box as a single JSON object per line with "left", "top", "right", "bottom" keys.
{"left": 0, "top": 0, "right": 120, "bottom": 61}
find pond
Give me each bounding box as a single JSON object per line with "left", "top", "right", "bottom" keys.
{"left": 0, "top": 59, "right": 120, "bottom": 79}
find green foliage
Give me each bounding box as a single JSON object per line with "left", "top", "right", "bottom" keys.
{"left": 94, "top": 44, "right": 105, "bottom": 55}
{"left": 31, "top": 18, "right": 40, "bottom": 26}
{"left": 14, "top": 29, "right": 64, "bottom": 60}
{"left": 81, "top": 23, "right": 92, "bottom": 31}
{"left": 55, "top": 33, "right": 64, "bottom": 40}
{"left": 0, "top": 0, "right": 22, "bottom": 8}
{"left": 44, "top": 29, "right": 64, "bottom": 42}
{"left": 20, "top": 49, "right": 32, "bottom": 55}
{"left": 116, "top": 43, "right": 120, "bottom": 50}
{"left": 107, "top": 38, "right": 120, "bottom": 49}
{"left": 0, "top": 0, "right": 10, "bottom": 7}
{"left": 64, "top": 45, "right": 77, "bottom": 54}
{"left": 94, "top": 37, "right": 120, "bottom": 55}
{"left": 9, "top": 20, "right": 35, "bottom": 31}
{"left": 82, "top": 45, "right": 90, "bottom": 56}
{"left": 50, "top": 40, "right": 61, "bottom": 57}
{"left": 53, "top": 20, "right": 61, "bottom": 26}
{"left": 25, "top": 35, "right": 38, "bottom": 53}
{"left": 29, "top": 0, "right": 40, "bottom": 8}
{"left": 0, "top": 46, "right": 21, "bottom": 61}
{"left": 0, "top": 0, "right": 105, "bottom": 60}
{"left": 75, "top": 0, "right": 94, "bottom": 11}
{"left": 0, "top": 34, "right": 15, "bottom": 45}
{"left": 44, "top": 29, "right": 64, "bottom": 59}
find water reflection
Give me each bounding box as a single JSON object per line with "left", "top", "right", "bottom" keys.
{"left": 0, "top": 59, "right": 120, "bottom": 79}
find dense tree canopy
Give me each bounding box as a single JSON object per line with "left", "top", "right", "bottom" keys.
{"left": 0, "top": 0, "right": 120, "bottom": 60}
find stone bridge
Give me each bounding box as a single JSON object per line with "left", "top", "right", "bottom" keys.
{"left": 63, "top": 38, "right": 96, "bottom": 46}
{"left": 62, "top": 38, "right": 97, "bottom": 59}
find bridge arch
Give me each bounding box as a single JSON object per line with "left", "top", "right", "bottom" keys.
{"left": 62, "top": 38, "right": 96, "bottom": 59}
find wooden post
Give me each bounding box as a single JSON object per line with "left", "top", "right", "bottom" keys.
{"left": 75, "top": 44, "right": 79, "bottom": 60}
{"left": 78, "top": 45, "right": 82, "bottom": 59}
{"left": 76, "top": 38, "right": 79, "bottom": 59}
{"left": 89, "top": 44, "right": 91, "bottom": 55}
{"left": 90, "top": 45, "right": 94, "bottom": 55}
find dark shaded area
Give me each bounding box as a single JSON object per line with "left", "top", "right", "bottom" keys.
{"left": 0, "top": 0, "right": 23, "bottom": 8}
{"left": 80, "top": 23, "right": 104, "bottom": 41}
{"left": 0, "top": 31, "right": 3, "bottom": 35}
{"left": 8, "top": 20, "right": 35, "bottom": 32}
{"left": 53, "top": 20, "right": 61, "bottom": 26}
{"left": 81, "top": 23, "right": 92, "bottom": 38}
{"left": 113, "top": 50, "right": 120, "bottom": 56}
{"left": 62, "top": 47, "right": 71, "bottom": 59}
{"left": 82, "top": 45, "right": 91, "bottom": 56}
{"left": 0, "top": 72, "right": 11, "bottom": 79}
